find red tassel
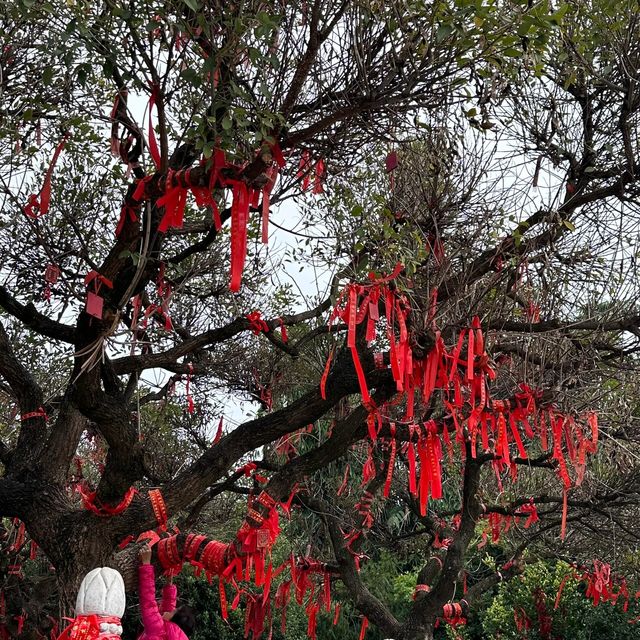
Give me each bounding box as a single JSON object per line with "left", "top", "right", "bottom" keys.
{"left": 417, "top": 432, "right": 429, "bottom": 516}
{"left": 185, "top": 364, "right": 195, "bottom": 414}
{"left": 587, "top": 411, "right": 598, "bottom": 449}
{"left": 496, "top": 412, "right": 510, "bottom": 463}
{"left": 298, "top": 150, "right": 311, "bottom": 190}
{"left": 220, "top": 579, "right": 229, "bottom": 621}
{"left": 560, "top": 488, "right": 568, "bottom": 540}
{"left": 508, "top": 413, "right": 527, "bottom": 459}
{"left": 555, "top": 573, "right": 572, "bottom": 609}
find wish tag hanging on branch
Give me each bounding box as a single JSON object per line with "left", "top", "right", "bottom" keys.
{"left": 43, "top": 263, "right": 60, "bottom": 302}
{"left": 45, "top": 264, "right": 60, "bottom": 284}
{"left": 256, "top": 528, "right": 271, "bottom": 549}
{"left": 85, "top": 291, "right": 103, "bottom": 319}
{"left": 385, "top": 151, "right": 398, "bottom": 172}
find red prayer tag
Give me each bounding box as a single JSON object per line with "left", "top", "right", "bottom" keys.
{"left": 86, "top": 292, "right": 103, "bottom": 319}
{"left": 44, "top": 264, "right": 60, "bottom": 283}
{"left": 257, "top": 528, "right": 270, "bottom": 549}
{"left": 385, "top": 151, "right": 398, "bottom": 172}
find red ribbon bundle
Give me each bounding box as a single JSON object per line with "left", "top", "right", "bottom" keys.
{"left": 327, "top": 263, "right": 406, "bottom": 405}
{"left": 78, "top": 485, "right": 137, "bottom": 517}
{"left": 246, "top": 311, "right": 270, "bottom": 335}
{"left": 228, "top": 181, "right": 256, "bottom": 292}
{"left": 441, "top": 602, "right": 467, "bottom": 627}
{"left": 584, "top": 561, "right": 613, "bottom": 606}
{"left": 149, "top": 489, "right": 168, "bottom": 531}
{"left": 56, "top": 615, "right": 121, "bottom": 640}
{"left": 157, "top": 170, "right": 188, "bottom": 232}
{"left": 416, "top": 421, "right": 443, "bottom": 516}
{"left": 157, "top": 535, "right": 183, "bottom": 577}
{"left": 516, "top": 499, "right": 539, "bottom": 528}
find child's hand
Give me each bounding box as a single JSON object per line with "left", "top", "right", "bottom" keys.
{"left": 139, "top": 545, "right": 152, "bottom": 565}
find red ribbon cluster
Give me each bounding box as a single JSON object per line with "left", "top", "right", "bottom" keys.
{"left": 441, "top": 601, "right": 467, "bottom": 627}
{"left": 274, "top": 556, "right": 336, "bottom": 640}
{"left": 246, "top": 311, "right": 270, "bottom": 335}
{"left": 128, "top": 137, "right": 285, "bottom": 292}
{"left": 56, "top": 614, "right": 121, "bottom": 640}
{"left": 326, "top": 288, "right": 600, "bottom": 533}
{"left": 149, "top": 489, "right": 168, "bottom": 531}
{"left": 297, "top": 150, "right": 325, "bottom": 193}
{"left": 328, "top": 263, "right": 412, "bottom": 408}
{"left": 77, "top": 485, "right": 137, "bottom": 517}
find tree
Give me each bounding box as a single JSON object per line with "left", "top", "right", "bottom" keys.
{"left": 1, "top": 1, "right": 640, "bottom": 639}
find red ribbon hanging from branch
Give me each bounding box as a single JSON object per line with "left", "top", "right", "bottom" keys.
{"left": 78, "top": 485, "right": 137, "bottom": 517}
{"left": 147, "top": 85, "right": 162, "bottom": 168}
{"left": 149, "top": 489, "right": 168, "bottom": 531}
{"left": 24, "top": 132, "right": 70, "bottom": 218}
{"left": 229, "top": 181, "right": 251, "bottom": 292}
{"left": 185, "top": 363, "right": 195, "bottom": 414}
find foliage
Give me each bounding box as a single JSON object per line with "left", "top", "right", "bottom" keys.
{"left": 1, "top": 1, "right": 640, "bottom": 640}
{"left": 468, "top": 561, "right": 640, "bottom": 640}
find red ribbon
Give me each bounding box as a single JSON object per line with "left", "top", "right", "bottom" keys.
{"left": 213, "top": 417, "right": 224, "bottom": 444}
{"left": 78, "top": 485, "right": 137, "bottom": 517}
{"left": 383, "top": 423, "right": 397, "bottom": 497}
{"left": 21, "top": 407, "right": 47, "bottom": 421}
{"left": 149, "top": 489, "right": 168, "bottom": 531}
{"left": 185, "top": 363, "right": 195, "bottom": 414}
{"left": 229, "top": 181, "right": 251, "bottom": 292}
{"left": 24, "top": 133, "right": 70, "bottom": 218}
{"left": 148, "top": 86, "right": 161, "bottom": 168}
{"left": 358, "top": 617, "right": 368, "bottom": 640}
{"left": 115, "top": 205, "right": 138, "bottom": 237}
{"left": 246, "top": 311, "right": 270, "bottom": 335}
{"left": 157, "top": 170, "right": 188, "bottom": 232}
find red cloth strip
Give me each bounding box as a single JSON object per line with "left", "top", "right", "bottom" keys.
{"left": 149, "top": 489, "right": 168, "bottom": 531}
{"left": 148, "top": 86, "right": 161, "bottom": 168}
{"left": 24, "top": 133, "right": 70, "bottom": 218}
{"left": 21, "top": 407, "right": 47, "bottom": 421}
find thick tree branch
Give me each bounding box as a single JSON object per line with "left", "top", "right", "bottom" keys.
{"left": 0, "top": 285, "right": 75, "bottom": 343}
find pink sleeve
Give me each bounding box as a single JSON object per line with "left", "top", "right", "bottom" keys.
{"left": 138, "top": 564, "right": 164, "bottom": 638}
{"left": 161, "top": 582, "right": 177, "bottom": 613}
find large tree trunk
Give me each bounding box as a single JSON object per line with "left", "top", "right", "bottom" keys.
{"left": 18, "top": 487, "right": 119, "bottom": 614}
{"left": 397, "top": 622, "right": 435, "bottom": 640}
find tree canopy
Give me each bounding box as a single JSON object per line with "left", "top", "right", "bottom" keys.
{"left": 1, "top": 1, "right": 640, "bottom": 639}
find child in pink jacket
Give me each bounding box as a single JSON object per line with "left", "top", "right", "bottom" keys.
{"left": 138, "top": 545, "right": 195, "bottom": 640}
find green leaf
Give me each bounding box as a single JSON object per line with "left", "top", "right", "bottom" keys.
{"left": 503, "top": 47, "right": 522, "bottom": 58}
{"left": 562, "top": 219, "right": 576, "bottom": 232}
{"left": 42, "top": 66, "right": 54, "bottom": 85}
{"left": 436, "top": 23, "right": 454, "bottom": 42}
{"left": 182, "top": 0, "right": 199, "bottom": 10}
